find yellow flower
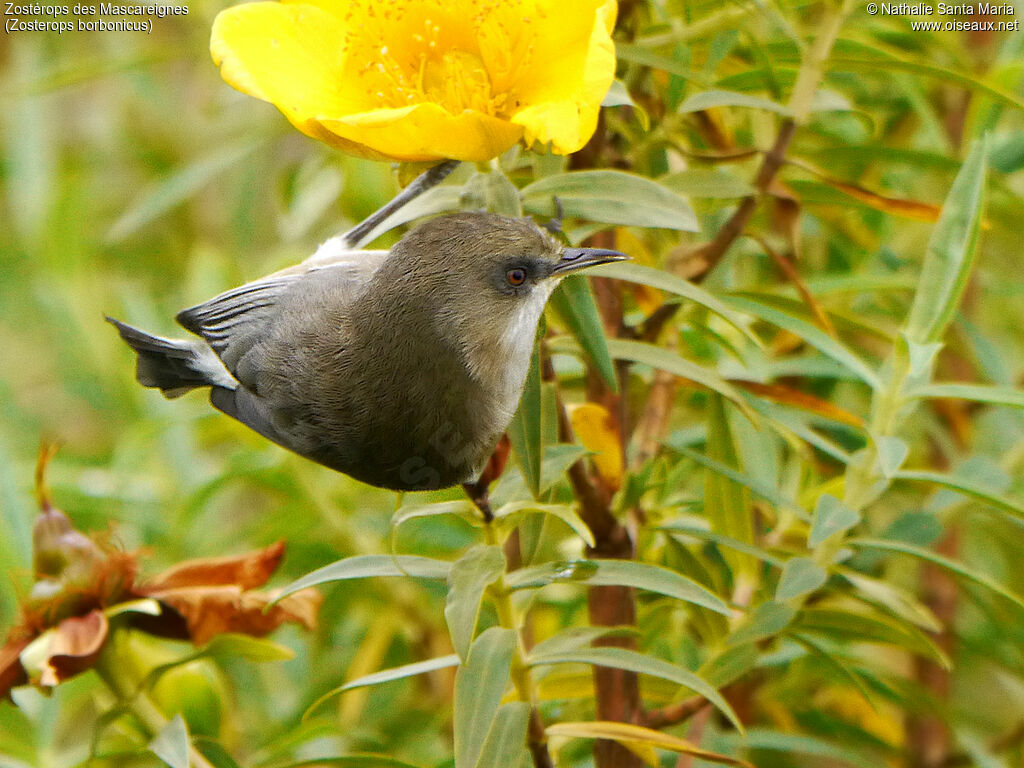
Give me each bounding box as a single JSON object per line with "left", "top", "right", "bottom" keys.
{"left": 210, "top": 0, "right": 618, "bottom": 162}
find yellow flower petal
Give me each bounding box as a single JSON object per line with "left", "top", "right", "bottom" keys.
{"left": 509, "top": 0, "right": 617, "bottom": 153}
{"left": 321, "top": 104, "right": 524, "bottom": 163}
{"left": 211, "top": 0, "right": 618, "bottom": 161}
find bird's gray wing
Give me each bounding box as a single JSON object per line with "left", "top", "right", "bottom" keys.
{"left": 176, "top": 242, "right": 388, "bottom": 374}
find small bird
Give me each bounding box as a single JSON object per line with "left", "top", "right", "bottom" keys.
{"left": 109, "top": 213, "right": 626, "bottom": 491}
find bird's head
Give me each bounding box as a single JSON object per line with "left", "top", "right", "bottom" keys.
{"left": 379, "top": 211, "right": 627, "bottom": 397}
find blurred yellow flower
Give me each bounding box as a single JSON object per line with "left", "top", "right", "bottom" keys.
{"left": 210, "top": 0, "right": 617, "bottom": 162}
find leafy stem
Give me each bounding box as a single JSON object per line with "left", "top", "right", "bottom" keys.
{"left": 93, "top": 634, "right": 217, "bottom": 768}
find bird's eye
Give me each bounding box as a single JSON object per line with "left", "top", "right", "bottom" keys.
{"left": 506, "top": 267, "right": 527, "bottom": 287}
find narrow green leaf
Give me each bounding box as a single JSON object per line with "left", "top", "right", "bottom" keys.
{"left": 679, "top": 89, "right": 792, "bottom": 116}
{"left": 144, "top": 635, "right": 294, "bottom": 691}
{"left": 659, "top": 168, "right": 756, "bottom": 199}
{"left": 793, "top": 606, "right": 950, "bottom": 666}
{"left": 677, "top": 447, "right": 810, "bottom": 521}
{"left": 521, "top": 170, "right": 699, "bottom": 231}
{"left": 454, "top": 628, "right": 517, "bottom": 768}
{"left": 275, "top": 757, "right": 426, "bottom": 768}
{"left": 892, "top": 469, "right": 1024, "bottom": 519}
{"left": 791, "top": 634, "right": 878, "bottom": 711}
{"left": 661, "top": 525, "right": 786, "bottom": 567}
{"left": 507, "top": 348, "right": 543, "bottom": 498}
{"left": 548, "top": 274, "right": 618, "bottom": 390}
{"left": 529, "top": 626, "right": 640, "bottom": 658}
{"left": 809, "top": 494, "right": 861, "bottom": 547}
{"left": 392, "top": 500, "right": 479, "bottom": 531}
{"left": 727, "top": 602, "right": 795, "bottom": 646}
{"left": 850, "top": 538, "right": 1024, "bottom": 611}
{"left": 108, "top": 139, "right": 262, "bottom": 242}
{"left": 909, "top": 383, "right": 1024, "bottom": 409}
{"left": 148, "top": 714, "right": 190, "bottom": 768}
{"left": 702, "top": 395, "right": 759, "bottom": 584}
{"left": 603, "top": 338, "right": 755, "bottom": 420}
{"left": 305, "top": 655, "right": 461, "bottom": 719}
{"left": 494, "top": 501, "right": 595, "bottom": 548}
{"left": 589, "top": 261, "right": 758, "bottom": 344}
{"left": 775, "top": 558, "right": 827, "bottom": 601}
{"left": 504, "top": 559, "right": 729, "bottom": 615}
{"left": 275, "top": 555, "right": 451, "bottom": 601}
{"left": 527, "top": 647, "right": 742, "bottom": 732}
{"left": 491, "top": 444, "right": 587, "bottom": 506}
{"left": 904, "top": 138, "right": 988, "bottom": 344}
{"left": 723, "top": 295, "right": 881, "bottom": 388}
{"left": 474, "top": 703, "right": 530, "bottom": 768}
{"left": 716, "top": 727, "right": 872, "bottom": 767}
{"left": 445, "top": 546, "right": 506, "bottom": 661}
{"left": 838, "top": 569, "right": 941, "bottom": 632}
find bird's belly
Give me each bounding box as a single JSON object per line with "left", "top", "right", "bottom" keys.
{"left": 303, "top": 397, "right": 502, "bottom": 491}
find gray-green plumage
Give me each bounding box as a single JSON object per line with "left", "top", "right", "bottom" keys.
{"left": 109, "top": 213, "right": 625, "bottom": 491}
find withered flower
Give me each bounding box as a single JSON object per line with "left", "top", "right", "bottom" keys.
{"left": 1, "top": 447, "right": 320, "bottom": 698}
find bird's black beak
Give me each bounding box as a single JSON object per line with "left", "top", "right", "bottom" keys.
{"left": 552, "top": 247, "right": 629, "bottom": 275}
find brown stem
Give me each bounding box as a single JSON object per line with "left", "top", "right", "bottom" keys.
{"left": 541, "top": 347, "right": 644, "bottom": 768}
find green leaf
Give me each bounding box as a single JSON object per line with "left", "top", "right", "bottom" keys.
{"left": 529, "top": 626, "right": 639, "bottom": 658}
{"left": 454, "top": 627, "right": 517, "bottom": 768}
{"left": 148, "top": 714, "right": 190, "bottom": 768}
{"left": 716, "top": 728, "right": 872, "bottom": 767}
{"left": 392, "top": 500, "right": 479, "bottom": 530}
{"left": 602, "top": 79, "right": 650, "bottom": 130}
{"left": 144, "top": 634, "right": 294, "bottom": 691}
{"left": 838, "top": 569, "right": 941, "bottom": 632}
{"left": 305, "top": 655, "right": 461, "bottom": 719}
{"left": 908, "top": 382, "right": 1024, "bottom": 409}
{"left": 521, "top": 170, "right": 699, "bottom": 231}
{"left": 275, "top": 555, "right": 451, "bottom": 601}
{"left": 494, "top": 501, "right": 595, "bottom": 548}
{"left": 507, "top": 348, "right": 543, "bottom": 498}
{"left": 678, "top": 89, "right": 792, "bottom": 116}
{"left": 850, "top": 538, "right": 1024, "bottom": 612}
{"left": 275, "top": 758, "right": 427, "bottom": 768}
{"left": 504, "top": 559, "right": 729, "bottom": 615}
{"left": 603, "top": 338, "right": 755, "bottom": 420}
{"left": 659, "top": 168, "right": 756, "bottom": 199}
{"left": 904, "top": 138, "right": 988, "bottom": 344}
{"left": 723, "top": 295, "right": 881, "bottom": 388}
{"left": 775, "top": 558, "right": 828, "bottom": 601}
{"left": 527, "top": 647, "right": 742, "bottom": 732}
{"left": 875, "top": 436, "right": 909, "bottom": 479}
{"left": 892, "top": 469, "right": 1024, "bottom": 520}
{"left": 548, "top": 274, "right": 618, "bottom": 390}
{"left": 808, "top": 494, "right": 861, "bottom": 547}
{"left": 491, "top": 444, "right": 587, "bottom": 505}
{"left": 661, "top": 525, "right": 786, "bottom": 568}
{"left": 474, "top": 702, "right": 530, "bottom": 768}
{"left": 705, "top": 395, "right": 759, "bottom": 582}
{"left": 793, "top": 607, "right": 950, "bottom": 666}
{"left": 727, "top": 602, "right": 795, "bottom": 646}
{"left": 445, "top": 546, "right": 506, "bottom": 661}
{"left": 588, "top": 261, "right": 757, "bottom": 344}
{"left": 676, "top": 447, "right": 809, "bottom": 521}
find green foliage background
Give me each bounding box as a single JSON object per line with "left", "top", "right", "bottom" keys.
{"left": 2, "top": 1, "right": 1024, "bottom": 767}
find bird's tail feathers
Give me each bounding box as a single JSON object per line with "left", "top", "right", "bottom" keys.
{"left": 106, "top": 317, "right": 236, "bottom": 398}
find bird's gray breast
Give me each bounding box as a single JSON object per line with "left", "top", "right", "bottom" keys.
{"left": 254, "top": 303, "right": 505, "bottom": 491}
